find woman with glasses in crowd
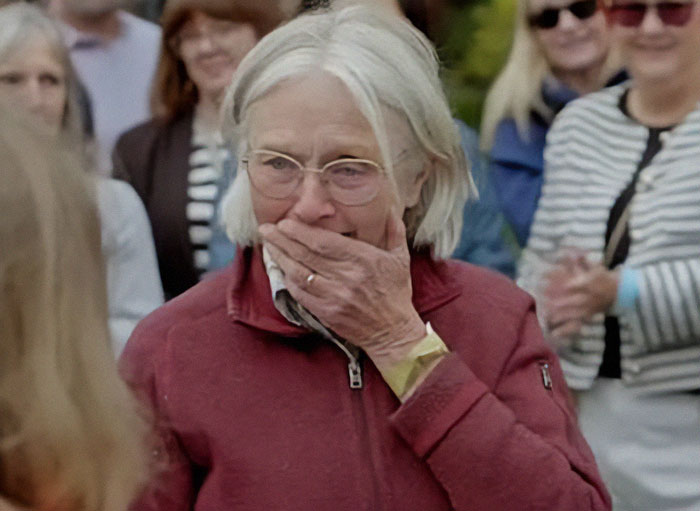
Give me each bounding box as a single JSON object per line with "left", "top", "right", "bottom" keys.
{"left": 519, "top": 0, "right": 700, "bottom": 507}
{"left": 0, "top": 2, "right": 163, "bottom": 355}
{"left": 113, "top": 0, "right": 284, "bottom": 300}
{"left": 480, "top": 0, "right": 621, "bottom": 247}
{"left": 120, "top": 6, "right": 610, "bottom": 510}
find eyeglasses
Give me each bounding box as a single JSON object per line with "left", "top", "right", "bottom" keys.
{"left": 607, "top": 1, "right": 695, "bottom": 26}
{"left": 242, "top": 149, "right": 385, "bottom": 206}
{"left": 529, "top": 0, "right": 599, "bottom": 28}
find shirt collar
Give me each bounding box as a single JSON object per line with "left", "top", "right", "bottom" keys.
{"left": 226, "top": 245, "right": 462, "bottom": 337}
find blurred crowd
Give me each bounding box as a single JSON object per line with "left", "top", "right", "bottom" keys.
{"left": 0, "top": 0, "right": 698, "bottom": 509}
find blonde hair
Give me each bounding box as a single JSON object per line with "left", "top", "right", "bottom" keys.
{"left": 0, "top": 109, "right": 151, "bottom": 511}
{"left": 479, "top": 0, "right": 551, "bottom": 151}
{"left": 221, "top": 5, "right": 475, "bottom": 258}
{"left": 0, "top": 3, "right": 86, "bottom": 144}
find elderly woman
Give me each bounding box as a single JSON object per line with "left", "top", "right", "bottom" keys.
{"left": 480, "top": 0, "right": 621, "bottom": 247}
{"left": 113, "top": 0, "right": 284, "bottom": 299}
{"left": 0, "top": 107, "right": 151, "bottom": 511}
{"left": 519, "top": 0, "right": 700, "bottom": 508}
{"left": 121, "top": 6, "right": 610, "bottom": 510}
{"left": 0, "top": 2, "right": 163, "bottom": 355}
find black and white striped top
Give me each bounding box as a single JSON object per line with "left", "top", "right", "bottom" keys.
{"left": 186, "top": 122, "right": 231, "bottom": 276}
{"left": 519, "top": 84, "right": 700, "bottom": 393}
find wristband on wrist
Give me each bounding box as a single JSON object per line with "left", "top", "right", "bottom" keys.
{"left": 379, "top": 322, "right": 449, "bottom": 400}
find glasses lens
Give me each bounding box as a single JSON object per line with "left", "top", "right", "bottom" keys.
{"left": 324, "top": 160, "right": 381, "bottom": 206}
{"left": 609, "top": 2, "right": 648, "bottom": 26}
{"left": 569, "top": 0, "right": 599, "bottom": 19}
{"left": 657, "top": 1, "right": 694, "bottom": 25}
{"left": 530, "top": 8, "right": 560, "bottom": 28}
{"left": 247, "top": 152, "right": 301, "bottom": 199}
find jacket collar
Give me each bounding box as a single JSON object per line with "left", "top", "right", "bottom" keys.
{"left": 227, "top": 245, "right": 462, "bottom": 337}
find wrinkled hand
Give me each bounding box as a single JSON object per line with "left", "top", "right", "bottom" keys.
{"left": 543, "top": 253, "right": 619, "bottom": 341}
{"left": 258, "top": 211, "right": 426, "bottom": 371}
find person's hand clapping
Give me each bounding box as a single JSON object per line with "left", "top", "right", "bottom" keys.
{"left": 543, "top": 252, "right": 618, "bottom": 341}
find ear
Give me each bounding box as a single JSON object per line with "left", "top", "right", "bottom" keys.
{"left": 403, "top": 160, "right": 431, "bottom": 208}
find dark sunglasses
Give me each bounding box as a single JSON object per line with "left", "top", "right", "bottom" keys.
{"left": 607, "top": 1, "right": 695, "bottom": 26}
{"left": 529, "top": 0, "right": 599, "bottom": 29}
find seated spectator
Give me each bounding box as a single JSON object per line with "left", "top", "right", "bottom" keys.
{"left": 0, "top": 3, "right": 163, "bottom": 354}
{"left": 518, "top": 0, "right": 700, "bottom": 507}
{"left": 113, "top": 0, "right": 285, "bottom": 300}
{"left": 47, "top": 0, "right": 161, "bottom": 174}
{"left": 480, "top": 0, "right": 621, "bottom": 247}
{"left": 0, "top": 107, "right": 150, "bottom": 511}
{"left": 121, "top": 6, "right": 610, "bottom": 509}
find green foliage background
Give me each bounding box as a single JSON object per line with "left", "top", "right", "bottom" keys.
{"left": 437, "top": 0, "right": 517, "bottom": 130}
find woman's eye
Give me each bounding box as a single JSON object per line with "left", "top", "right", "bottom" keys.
{"left": 329, "top": 164, "right": 366, "bottom": 177}
{"left": 264, "top": 157, "right": 296, "bottom": 171}
{"left": 39, "top": 74, "right": 62, "bottom": 86}
{"left": 0, "top": 73, "right": 22, "bottom": 85}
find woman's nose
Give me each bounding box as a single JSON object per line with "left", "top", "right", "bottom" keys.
{"left": 556, "top": 9, "right": 581, "bottom": 30}
{"left": 19, "top": 79, "right": 43, "bottom": 111}
{"left": 287, "top": 173, "right": 336, "bottom": 224}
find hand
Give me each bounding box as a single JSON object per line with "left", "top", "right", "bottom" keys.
{"left": 258, "top": 210, "right": 426, "bottom": 371}
{"left": 542, "top": 254, "right": 619, "bottom": 341}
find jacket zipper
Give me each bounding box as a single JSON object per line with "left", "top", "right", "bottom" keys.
{"left": 327, "top": 335, "right": 363, "bottom": 389}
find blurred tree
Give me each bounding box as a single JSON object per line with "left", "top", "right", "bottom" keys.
{"left": 438, "top": 0, "right": 516, "bottom": 129}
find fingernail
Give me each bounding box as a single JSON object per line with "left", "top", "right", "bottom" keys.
{"left": 277, "top": 219, "right": 294, "bottom": 232}
{"left": 258, "top": 223, "right": 274, "bottom": 237}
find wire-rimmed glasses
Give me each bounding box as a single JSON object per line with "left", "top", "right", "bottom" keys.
{"left": 242, "top": 149, "right": 385, "bottom": 206}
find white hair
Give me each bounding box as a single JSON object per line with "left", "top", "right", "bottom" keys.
{"left": 220, "top": 4, "right": 474, "bottom": 259}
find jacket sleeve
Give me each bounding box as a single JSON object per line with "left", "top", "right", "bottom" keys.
{"left": 452, "top": 120, "right": 517, "bottom": 278}
{"left": 100, "top": 180, "right": 164, "bottom": 356}
{"left": 120, "top": 324, "right": 194, "bottom": 511}
{"left": 489, "top": 119, "right": 546, "bottom": 248}
{"left": 624, "top": 258, "right": 700, "bottom": 351}
{"left": 389, "top": 304, "right": 611, "bottom": 511}
{"left": 517, "top": 111, "right": 583, "bottom": 300}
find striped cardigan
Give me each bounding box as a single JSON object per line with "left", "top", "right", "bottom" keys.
{"left": 519, "top": 84, "right": 700, "bottom": 393}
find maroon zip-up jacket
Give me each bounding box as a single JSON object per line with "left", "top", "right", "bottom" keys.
{"left": 120, "top": 247, "right": 611, "bottom": 511}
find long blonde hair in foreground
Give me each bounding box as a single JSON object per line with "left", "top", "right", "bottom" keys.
{"left": 0, "top": 111, "right": 150, "bottom": 511}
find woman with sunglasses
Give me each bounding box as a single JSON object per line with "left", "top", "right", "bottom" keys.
{"left": 519, "top": 0, "right": 700, "bottom": 508}
{"left": 481, "top": 0, "right": 622, "bottom": 247}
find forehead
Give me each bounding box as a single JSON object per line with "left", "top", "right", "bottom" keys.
{"left": 0, "top": 36, "right": 63, "bottom": 70}
{"left": 246, "top": 71, "right": 414, "bottom": 159}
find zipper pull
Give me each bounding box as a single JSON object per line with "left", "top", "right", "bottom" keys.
{"left": 348, "top": 360, "right": 363, "bottom": 389}
{"left": 540, "top": 361, "right": 553, "bottom": 390}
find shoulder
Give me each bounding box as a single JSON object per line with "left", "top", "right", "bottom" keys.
{"left": 121, "top": 270, "right": 231, "bottom": 368}
{"left": 424, "top": 259, "right": 539, "bottom": 379}
{"left": 118, "top": 10, "right": 161, "bottom": 42}
{"left": 553, "top": 83, "right": 628, "bottom": 130}
{"left": 116, "top": 117, "right": 168, "bottom": 148}
{"left": 490, "top": 117, "right": 547, "bottom": 169}
{"left": 445, "top": 259, "right": 532, "bottom": 313}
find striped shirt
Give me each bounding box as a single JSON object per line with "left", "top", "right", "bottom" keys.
{"left": 187, "top": 120, "right": 232, "bottom": 276}
{"left": 519, "top": 84, "right": 700, "bottom": 393}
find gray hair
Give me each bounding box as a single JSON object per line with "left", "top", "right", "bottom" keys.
{"left": 0, "top": 3, "right": 86, "bottom": 144}
{"left": 220, "top": 5, "right": 474, "bottom": 259}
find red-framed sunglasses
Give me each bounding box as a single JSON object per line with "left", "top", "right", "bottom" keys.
{"left": 529, "top": 0, "right": 599, "bottom": 29}
{"left": 606, "top": 1, "right": 696, "bottom": 26}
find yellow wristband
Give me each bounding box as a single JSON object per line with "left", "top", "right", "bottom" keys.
{"left": 380, "top": 322, "right": 449, "bottom": 399}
